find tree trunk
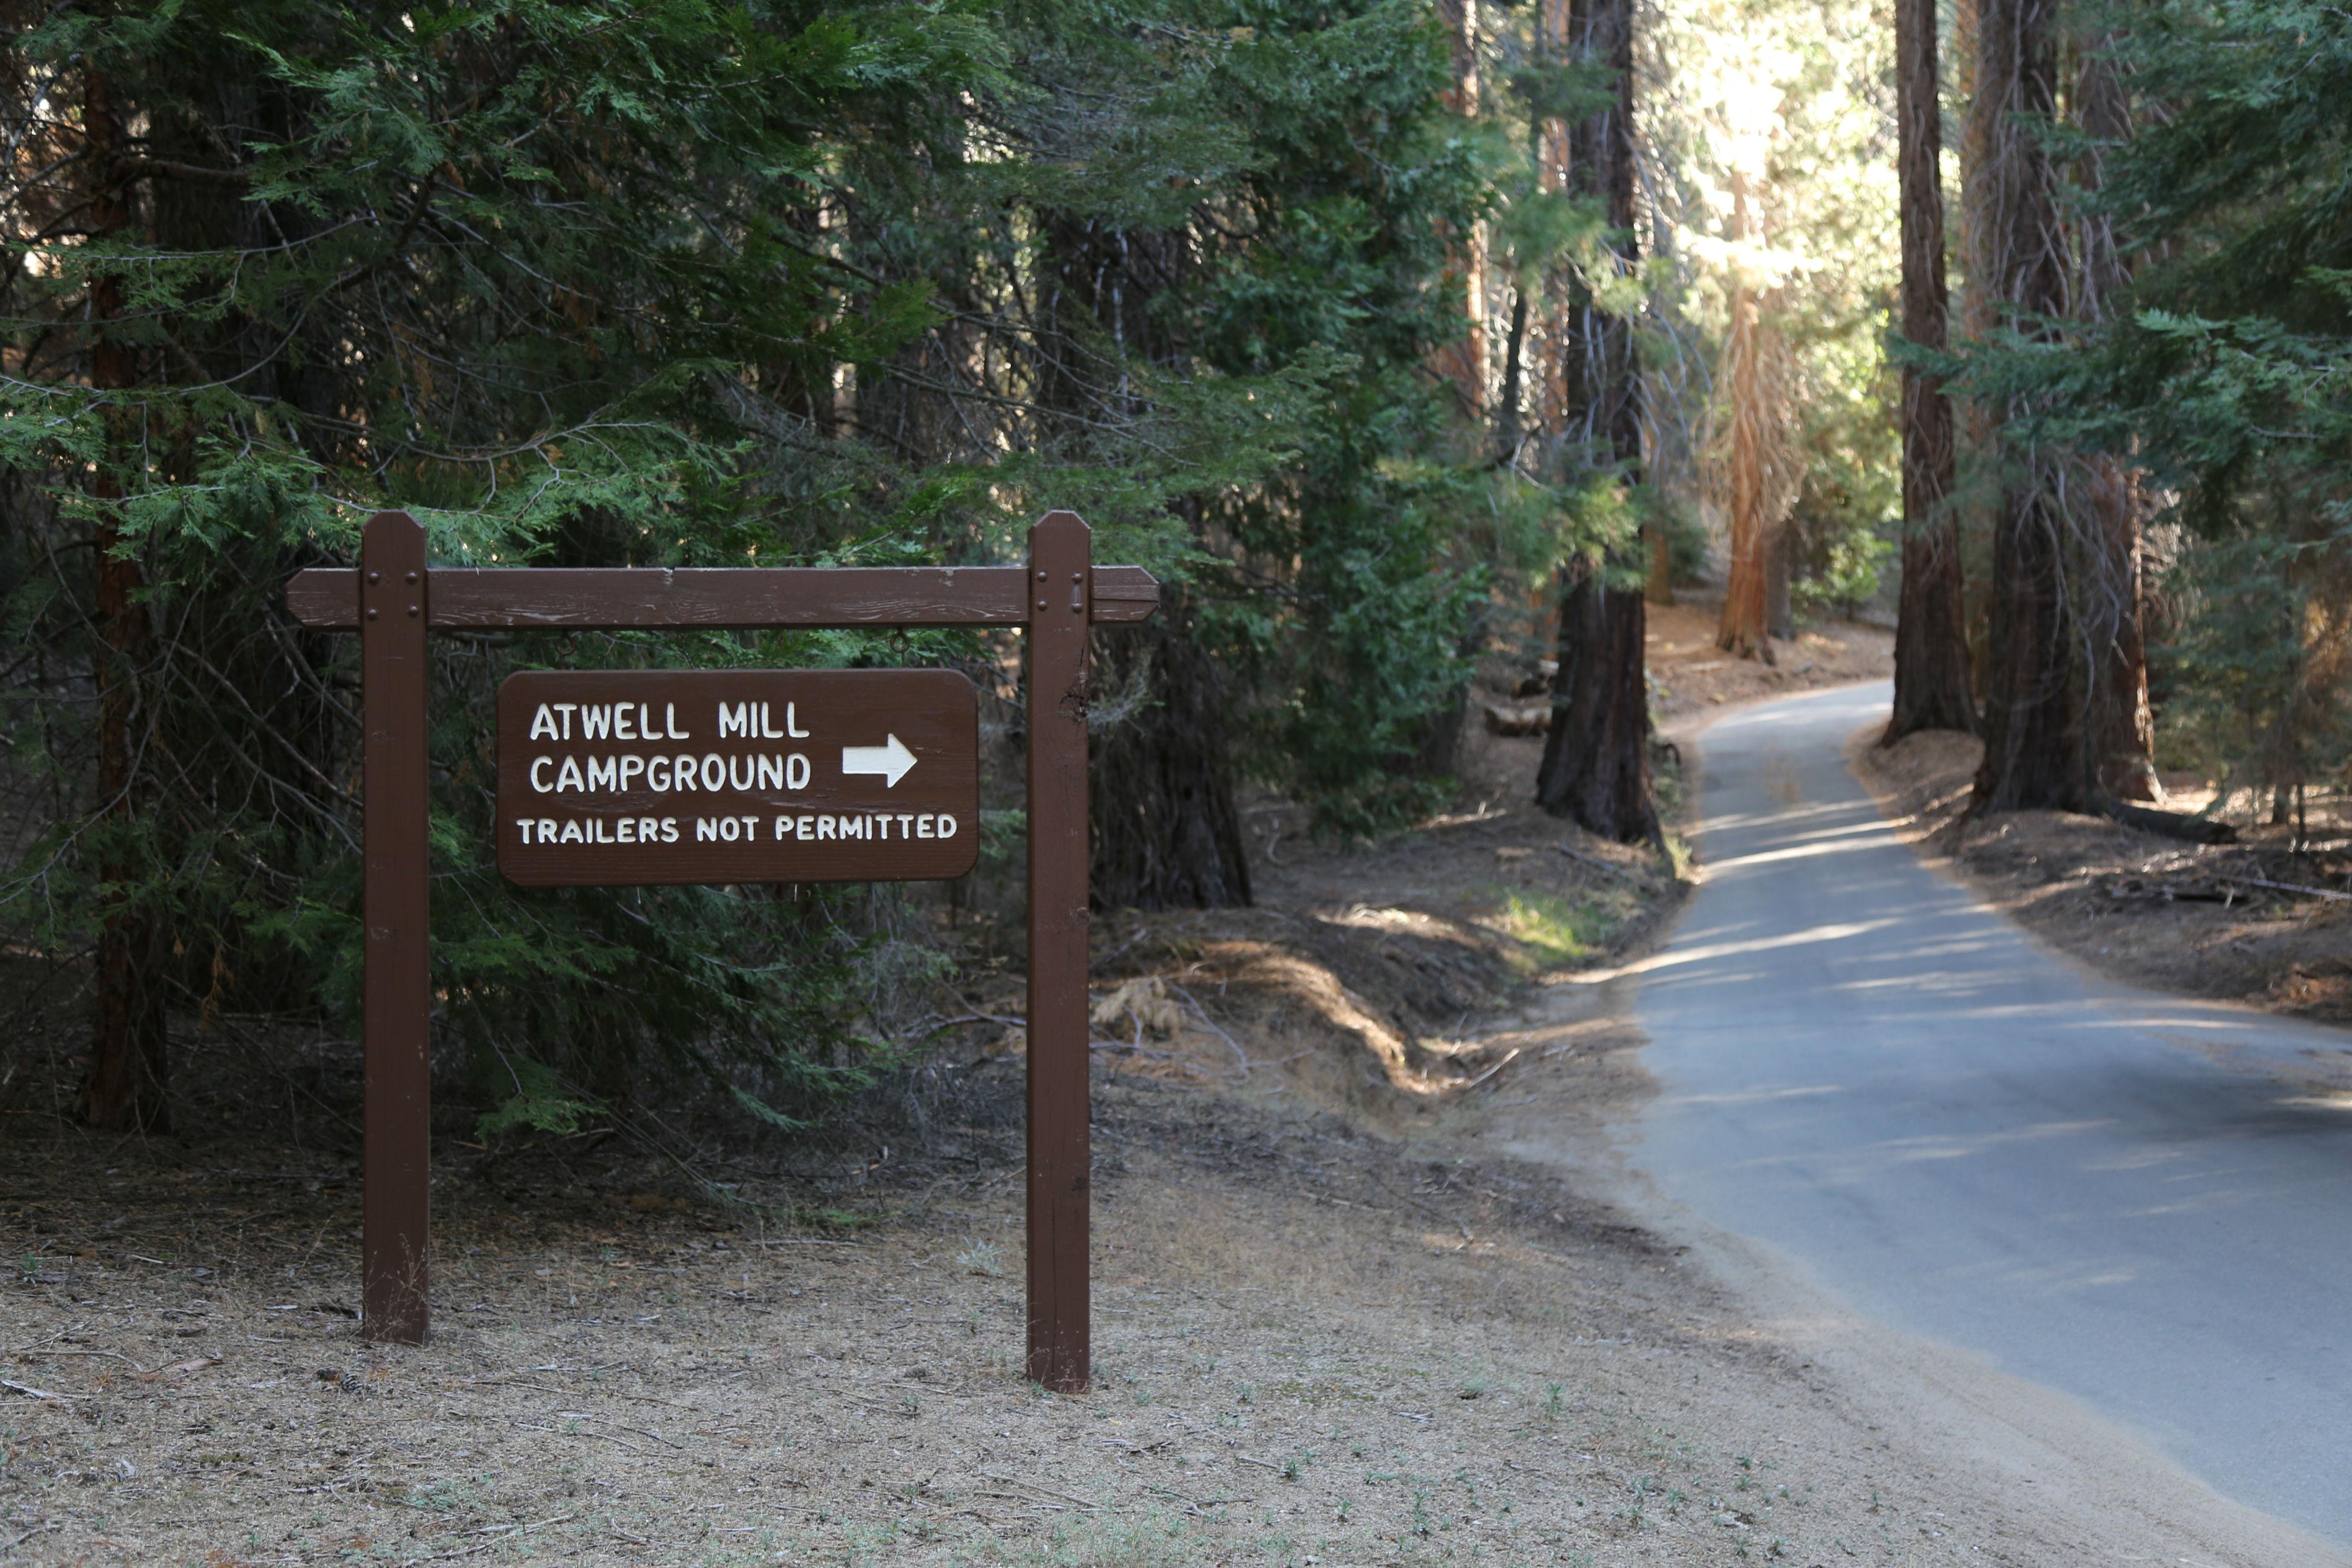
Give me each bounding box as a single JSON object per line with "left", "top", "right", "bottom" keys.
{"left": 2074, "top": 41, "right": 2157, "bottom": 801}
{"left": 1884, "top": 0, "right": 1977, "bottom": 742}
{"left": 1765, "top": 520, "right": 1794, "bottom": 641}
{"left": 1538, "top": 563, "right": 1661, "bottom": 847}
{"left": 1646, "top": 525, "right": 1673, "bottom": 607}
{"left": 1954, "top": 0, "right": 1999, "bottom": 701}
{"left": 1717, "top": 176, "right": 1773, "bottom": 663}
{"left": 1495, "top": 286, "right": 1528, "bottom": 465}
{"left": 1433, "top": 0, "right": 1485, "bottom": 413}
{"left": 79, "top": 64, "right": 171, "bottom": 1133}
{"left": 1971, "top": 0, "right": 2082, "bottom": 811}
{"left": 1537, "top": 0, "right": 1658, "bottom": 848}
{"left": 1035, "top": 224, "right": 1253, "bottom": 907}
{"left": 1089, "top": 593, "right": 1252, "bottom": 910}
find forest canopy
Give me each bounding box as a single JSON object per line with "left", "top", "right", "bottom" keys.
{"left": 3, "top": 0, "right": 2345, "bottom": 1142}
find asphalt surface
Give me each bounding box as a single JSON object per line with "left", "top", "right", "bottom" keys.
{"left": 1632, "top": 680, "right": 2352, "bottom": 1544}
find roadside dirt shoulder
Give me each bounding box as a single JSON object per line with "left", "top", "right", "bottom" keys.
{"left": 1849, "top": 726, "right": 2352, "bottom": 1033}
{"left": 4, "top": 676, "right": 2338, "bottom": 1565}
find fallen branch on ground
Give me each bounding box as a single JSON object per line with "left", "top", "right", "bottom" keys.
{"left": 2232, "top": 874, "right": 2352, "bottom": 904}
{"left": 1552, "top": 843, "right": 1646, "bottom": 882}
{"left": 2089, "top": 794, "right": 2239, "bottom": 845}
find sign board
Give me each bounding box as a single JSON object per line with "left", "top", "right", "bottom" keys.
{"left": 496, "top": 669, "right": 979, "bottom": 885}
{"left": 290, "top": 509, "right": 1137, "bottom": 1391}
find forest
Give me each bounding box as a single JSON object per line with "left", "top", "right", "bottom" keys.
{"left": 2, "top": 0, "right": 2347, "bottom": 1142}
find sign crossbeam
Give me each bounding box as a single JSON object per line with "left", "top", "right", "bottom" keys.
{"left": 288, "top": 563, "right": 1160, "bottom": 630}
{"left": 291, "top": 510, "right": 1143, "bottom": 1392}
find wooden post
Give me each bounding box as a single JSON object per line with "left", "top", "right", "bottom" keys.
{"left": 360, "top": 511, "right": 432, "bottom": 1343}
{"left": 1025, "top": 511, "right": 1091, "bottom": 1392}
{"left": 297, "top": 514, "right": 1152, "bottom": 1362}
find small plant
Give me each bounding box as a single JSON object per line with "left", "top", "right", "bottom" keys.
{"left": 1457, "top": 1376, "right": 1486, "bottom": 1400}
{"left": 1541, "top": 1382, "right": 1566, "bottom": 1423}
{"left": 956, "top": 1239, "right": 1005, "bottom": 1278}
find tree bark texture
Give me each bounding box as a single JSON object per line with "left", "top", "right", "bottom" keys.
{"left": 1973, "top": 6, "right": 2161, "bottom": 810}
{"left": 1765, "top": 523, "right": 1794, "bottom": 642}
{"left": 1536, "top": 0, "right": 1659, "bottom": 848}
{"left": 1035, "top": 223, "right": 1254, "bottom": 906}
{"left": 1088, "top": 594, "right": 1252, "bottom": 910}
{"left": 1646, "top": 526, "right": 1674, "bottom": 607}
{"left": 1718, "top": 272, "right": 1772, "bottom": 661}
{"left": 1884, "top": 0, "right": 1977, "bottom": 741}
{"left": 1971, "top": 0, "right": 2085, "bottom": 811}
{"left": 1716, "top": 173, "right": 1803, "bottom": 658}
{"left": 1953, "top": 0, "right": 2000, "bottom": 697}
{"left": 2073, "top": 41, "right": 2158, "bottom": 801}
{"left": 79, "top": 65, "right": 171, "bottom": 1134}
{"left": 1433, "top": 0, "right": 1485, "bottom": 413}
{"left": 1717, "top": 177, "right": 1775, "bottom": 663}
{"left": 1538, "top": 562, "right": 1661, "bottom": 847}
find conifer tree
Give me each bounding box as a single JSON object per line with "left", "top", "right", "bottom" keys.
{"left": 1535, "top": 0, "right": 1659, "bottom": 848}
{"left": 1883, "top": 0, "right": 1975, "bottom": 742}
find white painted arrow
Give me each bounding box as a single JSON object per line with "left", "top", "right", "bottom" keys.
{"left": 841, "top": 733, "right": 917, "bottom": 788}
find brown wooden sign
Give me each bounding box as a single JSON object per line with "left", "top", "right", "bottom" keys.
{"left": 496, "top": 670, "right": 978, "bottom": 886}
{"left": 289, "top": 509, "right": 1137, "bottom": 1393}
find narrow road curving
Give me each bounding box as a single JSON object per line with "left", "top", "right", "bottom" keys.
{"left": 1633, "top": 680, "right": 2352, "bottom": 1544}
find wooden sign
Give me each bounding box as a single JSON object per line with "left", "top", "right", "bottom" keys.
{"left": 289, "top": 509, "right": 1141, "bottom": 1394}
{"left": 496, "top": 670, "right": 979, "bottom": 886}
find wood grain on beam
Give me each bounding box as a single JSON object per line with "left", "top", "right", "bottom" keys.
{"left": 287, "top": 564, "right": 1159, "bottom": 630}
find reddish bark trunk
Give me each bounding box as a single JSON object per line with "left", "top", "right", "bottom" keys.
{"left": 1718, "top": 180, "right": 1773, "bottom": 663}
{"left": 1538, "top": 562, "right": 1661, "bottom": 847}
{"left": 1885, "top": 0, "right": 1976, "bottom": 741}
{"left": 1536, "top": 0, "right": 1658, "bottom": 847}
{"left": 79, "top": 65, "right": 170, "bottom": 1132}
{"left": 2074, "top": 42, "right": 2157, "bottom": 800}
{"left": 1972, "top": 0, "right": 2084, "bottom": 811}
{"left": 1432, "top": 0, "right": 1485, "bottom": 412}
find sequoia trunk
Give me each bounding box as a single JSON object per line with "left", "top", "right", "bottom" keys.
{"left": 1536, "top": 0, "right": 1658, "bottom": 848}
{"left": 1972, "top": 0, "right": 2083, "bottom": 810}
{"left": 1538, "top": 563, "right": 1660, "bottom": 847}
{"left": 1717, "top": 179, "right": 1773, "bottom": 663}
{"left": 2074, "top": 42, "right": 2158, "bottom": 800}
{"left": 1884, "top": 0, "right": 1976, "bottom": 741}
{"left": 1432, "top": 0, "right": 1485, "bottom": 412}
{"left": 1088, "top": 594, "right": 1252, "bottom": 910}
{"left": 1037, "top": 221, "right": 1252, "bottom": 907}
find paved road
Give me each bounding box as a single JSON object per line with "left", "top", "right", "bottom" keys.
{"left": 1632, "top": 680, "right": 2352, "bottom": 1544}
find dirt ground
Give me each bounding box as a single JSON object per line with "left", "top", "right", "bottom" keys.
{"left": 1851, "top": 727, "right": 2352, "bottom": 1042}
{"left": 4, "top": 618, "right": 2338, "bottom": 1566}
{"left": 1643, "top": 600, "right": 1894, "bottom": 726}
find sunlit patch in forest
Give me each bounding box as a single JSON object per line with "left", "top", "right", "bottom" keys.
{"left": 1484, "top": 891, "right": 1627, "bottom": 972}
